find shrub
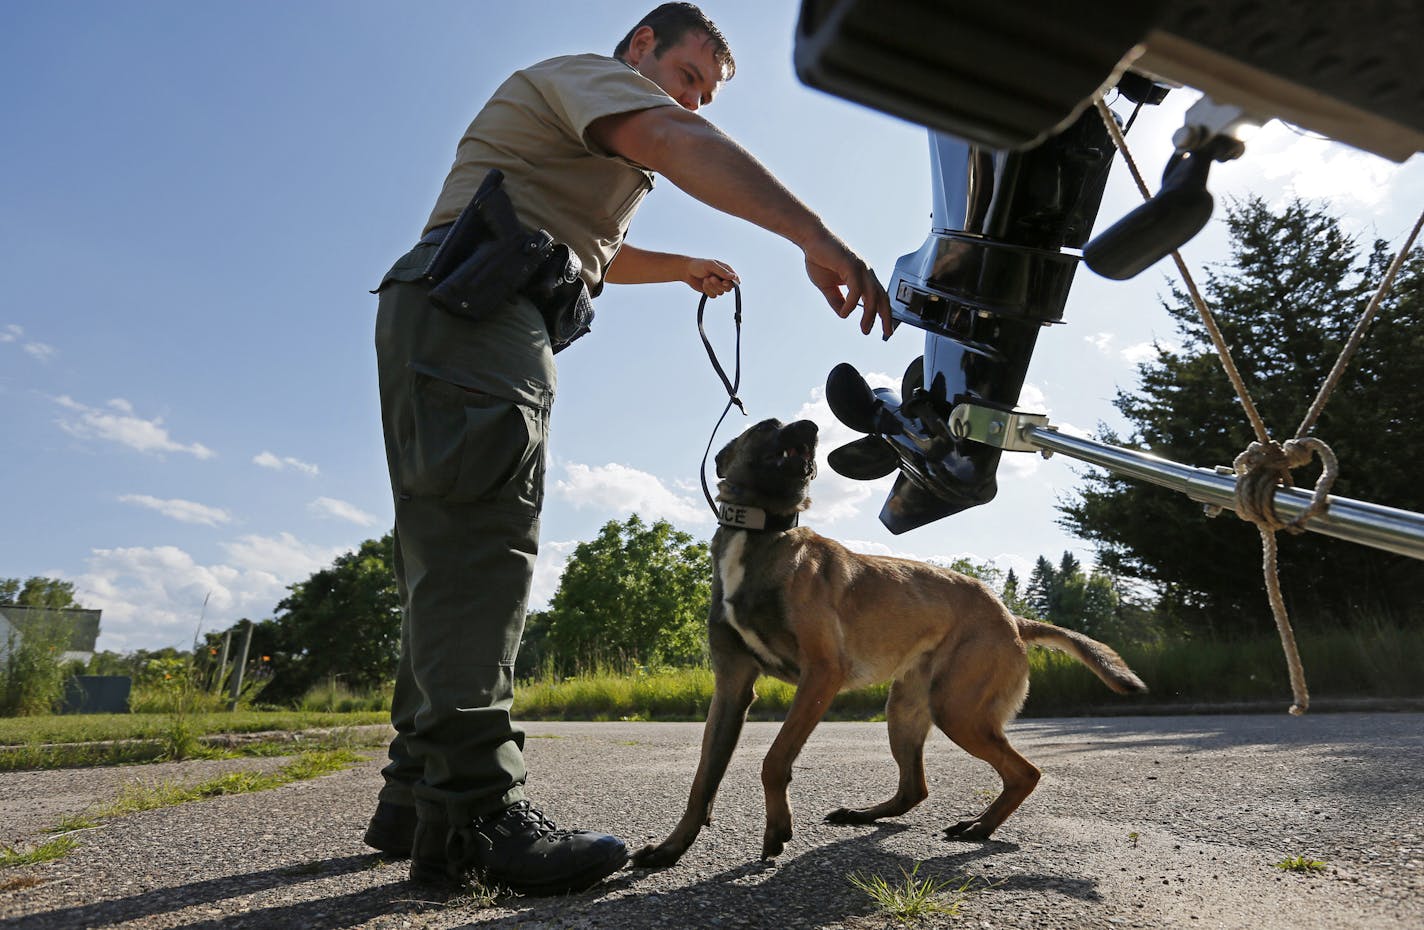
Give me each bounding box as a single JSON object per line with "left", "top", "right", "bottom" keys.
{"left": 1, "top": 626, "right": 71, "bottom": 717}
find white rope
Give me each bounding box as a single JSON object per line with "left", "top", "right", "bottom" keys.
{"left": 1092, "top": 96, "right": 1423, "bottom": 714}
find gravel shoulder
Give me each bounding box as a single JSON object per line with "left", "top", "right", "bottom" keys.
{"left": 1, "top": 713, "right": 1420, "bottom": 929}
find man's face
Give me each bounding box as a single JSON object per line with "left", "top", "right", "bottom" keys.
{"left": 626, "top": 27, "right": 722, "bottom": 111}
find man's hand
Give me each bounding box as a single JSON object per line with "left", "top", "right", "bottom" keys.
{"left": 802, "top": 232, "right": 893, "bottom": 338}
{"left": 683, "top": 257, "right": 738, "bottom": 297}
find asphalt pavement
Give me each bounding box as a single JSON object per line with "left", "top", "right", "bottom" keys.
{"left": 1, "top": 713, "right": 1421, "bottom": 929}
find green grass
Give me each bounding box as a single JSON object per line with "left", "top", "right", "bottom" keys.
{"left": 1274, "top": 855, "right": 1327, "bottom": 873}
{"left": 515, "top": 667, "right": 888, "bottom": 722}
{"left": 848, "top": 863, "right": 980, "bottom": 923}
{"left": 90, "top": 749, "right": 360, "bottom": 818}
{"left": 0, "top": 713, "right": 389, "bottom": 772}
{"left": 1023, "top": 624, "right": 1424, "bottom": 713}
{"left": 0, "top": 836, "right": 78, "bottom": 869}
{"left": 1, "top": 749, "right": 365, "bottom": 871}
{"left": 0, "top": 710, "right": 389, "bottom": 745}
{"left": 509, "top": 625, "right": 1424, "bottom": 722}
{"left": 297, "top": 680, "right": 393, "bottom": 714}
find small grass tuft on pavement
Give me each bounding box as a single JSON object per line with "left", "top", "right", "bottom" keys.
{"left": 848, "top": 863, "right": 981, "bottom": 923}
{"left": 0, "top": 836, "right": 78, "bottom": 870}
{"left": 1274, "top": 855, "right": 1327, "bottom": 873}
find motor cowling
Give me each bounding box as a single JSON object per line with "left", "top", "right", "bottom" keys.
{"left": 828, "top": 105, "right": 1125, "bottom": 533}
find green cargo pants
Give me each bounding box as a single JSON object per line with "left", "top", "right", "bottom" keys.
{"left": 373, "top": 242, "right": 555, "bottom": 825}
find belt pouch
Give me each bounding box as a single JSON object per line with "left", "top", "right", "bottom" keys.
{"left": 543, "top": 282, "right": 594, "bottom": 353}
{"left": 429, "top": 232, "right": 550, "bottom": 323}
{"left": 524, "top": 242, "right": 594, "bottom": 353}
{"left": 423, "top": 169, "right": 507, "bottom": 283}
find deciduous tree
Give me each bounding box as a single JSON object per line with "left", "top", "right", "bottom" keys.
{"left": 540, "top": 515, "right": 710, "bottom": 673}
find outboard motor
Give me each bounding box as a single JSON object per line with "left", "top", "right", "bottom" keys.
{"left": 823, "top": 86, "right": 1165, "bottom": 534}
{"left": 795, "top": 0, "right": 1423, "bottom": 535}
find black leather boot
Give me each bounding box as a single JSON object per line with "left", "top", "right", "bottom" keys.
{"left": 410, "top": 801, "right": 627, "bottom": 896}
{"left": 363, "top": 800, "right": 417, "bottom": 857}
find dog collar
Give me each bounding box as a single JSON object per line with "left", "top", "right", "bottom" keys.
{"left": 716, "top": 501, "right": 799, "bottom": 532}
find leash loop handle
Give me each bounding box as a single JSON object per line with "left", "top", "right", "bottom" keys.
{"left": 698, "top": 285, "right": 744, "bottom": 413}
{"left": 699, "top": 284, "right": 745, "bottom": 516}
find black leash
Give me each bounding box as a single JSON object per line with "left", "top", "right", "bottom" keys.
{"left": 698, "top": 283, "right": 746, "bottom": 517}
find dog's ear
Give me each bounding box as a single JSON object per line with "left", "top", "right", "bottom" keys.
{"left": 714, "top": 438, "right": 738, "bottom": 478}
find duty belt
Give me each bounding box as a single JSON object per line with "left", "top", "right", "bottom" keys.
{"left": 418, "top": 224, "right": 452, "bottom": 247}
{"left": 415, "top": 169, "right": 593, "bottom": 354}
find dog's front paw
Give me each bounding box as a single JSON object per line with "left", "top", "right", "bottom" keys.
{"left": 825, "top": 806, "right": 875, "bottom": 825}
{"left": 760, "top": 824, "right": 792, "bottom": 860}
{"left": 943, "top": 818, "right": 994, "bottom": 842}
{"left": 631, "top": 842, "right": 684, "bottom": 870}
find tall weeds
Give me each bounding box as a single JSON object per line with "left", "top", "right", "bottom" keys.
{"left": 513, "top": 625, "right": 1424, "bottom": 721}
{"left": 1, "top": 625, "right": 71, "bottom": 717}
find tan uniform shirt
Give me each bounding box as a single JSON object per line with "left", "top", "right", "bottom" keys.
{"left": 425, "top": 54, "right": 679, "bottom": 290}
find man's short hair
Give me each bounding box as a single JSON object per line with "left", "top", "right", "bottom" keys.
{"left": 614, "top": 2, "right": 736, "bottom": 81}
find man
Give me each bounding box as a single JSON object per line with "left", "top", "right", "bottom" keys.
{"left": 366, "top": 2, "right": 891, "bottom": 896}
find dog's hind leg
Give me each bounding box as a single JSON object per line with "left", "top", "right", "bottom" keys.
{"left": 631, "top": 649, "right": 760, "bottom": 869}
{"left": 760, "top": 664, "right": 844, "bottom": 859}
{"left": 825, "top": 660, "right": 932, "bottom": 825}
{"left": 931, "top": 658, "right": 1041, "bottom": 841}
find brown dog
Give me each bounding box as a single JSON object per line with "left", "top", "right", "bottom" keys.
{"left": 632, "top": 418, "right": 1147, "bottom": 867}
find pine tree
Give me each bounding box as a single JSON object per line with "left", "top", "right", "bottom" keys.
{"left": 1060, "top": 198, "right": 1424, "bottom": 634}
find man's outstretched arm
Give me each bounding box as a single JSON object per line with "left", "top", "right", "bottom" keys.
{"left": 588, "top": 106, "right": 892, "bottom": 337}
{"left": 606, "top": 244, "right": 738, "bottom": 297}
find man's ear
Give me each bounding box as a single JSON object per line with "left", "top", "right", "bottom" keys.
{"left": 624, "top": 25, "right": 657, "bottom": 65}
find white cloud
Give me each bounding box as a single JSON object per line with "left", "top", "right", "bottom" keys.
{"left": 71, "top": 532, "right": 344, "bottom": 651}
{"left": 253, "top": 451, "right": 320, "bottom": 476}
{"left": 837, "top": 540, "right": 1033, "bottom": 582}
{"left": 529, "top": 539, "right": 577, "bottom": 610}
{"left": 23, "top": 342, "right": 56, "bottom": 363}
{"left": 1016, "top": 382, "right": 1050, "bottom": 415}
{"left": 838, "top": 538, "right": 934, "bottom": 560}
{"left": 1251, "top": 123, "right": 1399, "bottom": 211}
{"left": 1120, "top": 340, "right": 1179, "bottom": 366}
{"left": 119, "top": 494, "right": 232, "bottom": 527}
{"left": 789, "top": 372, "right": 901, "bottom": 524}
{"left": 553, "top": 462, "right": 709, "bottom": 526}
{"left": 308, "top": 496, "right": 379, "bottom": 527}
{"left": 220, "top": 532, "right": 341, "bottom": 580}
{"left": 1085, "top": 332, "right": 1114, "bottom": 353}
{"left": 1000, "top": 450, "right": 1045, "bottom": 480}
{"left": 54, "top": 395, "right": 215, "bottom": 460}
{"left": 1052, "top": 420, "right": 1094, "bottom": 439}
{"left": 3, "top": 324, "right": 58, "bottom": 361}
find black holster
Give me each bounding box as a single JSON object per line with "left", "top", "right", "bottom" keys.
{"left": 423, "top": 169, "right": 594, "bottom": 354}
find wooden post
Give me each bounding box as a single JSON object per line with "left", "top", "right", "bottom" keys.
{"left": 214, "top": 630, "right": 232, "bottom": 695}
{"left": 228, "top": 621, "right": 253, "bottom": 712}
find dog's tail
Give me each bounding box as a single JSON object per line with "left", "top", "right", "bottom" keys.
{"left": 1015, "top": 618, "right": 1147, "bottom": 694}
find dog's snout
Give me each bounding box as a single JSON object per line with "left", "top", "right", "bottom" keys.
{"left": 782, "top": 420, "right": 819, "bottom": 447}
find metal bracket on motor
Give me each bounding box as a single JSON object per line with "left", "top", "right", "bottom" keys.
{"left": 1083, "top": 95, "right": 1260, "bottom": 281}
{"left": 947, "top": 402, "right": 1055, "bottom": 455}
{"left": 1171, "top": 96, "right": 1258, "bottom": 157}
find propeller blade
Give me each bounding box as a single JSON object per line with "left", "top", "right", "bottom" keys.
{"left": 826, "top": 362, "right": 880, "bottom": 434}
{"left": 828, "top": 436, "right": 900, "bottom": 480}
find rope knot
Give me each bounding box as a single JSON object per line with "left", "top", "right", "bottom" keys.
{"left": 1231, "top": 437, "right": 1339, "bottom": 534}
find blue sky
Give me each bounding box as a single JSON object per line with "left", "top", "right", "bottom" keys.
{"left": 4, "top": 2, "right": 1421, "bottom": 652}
